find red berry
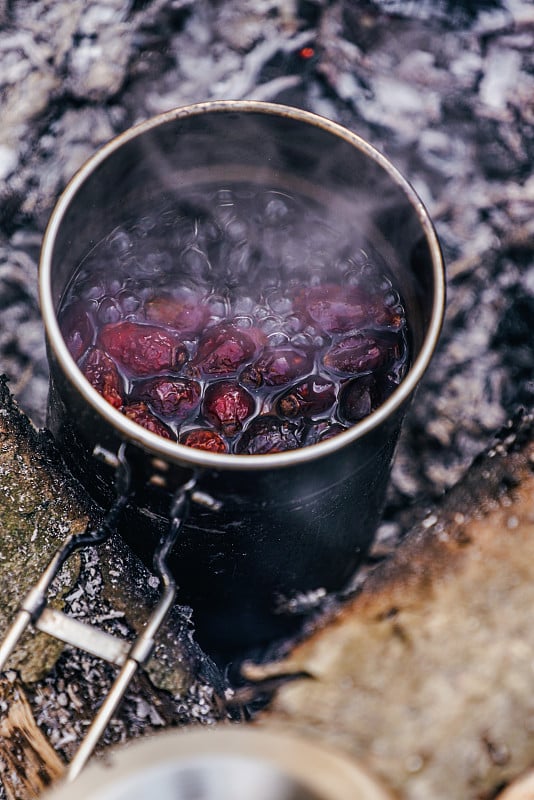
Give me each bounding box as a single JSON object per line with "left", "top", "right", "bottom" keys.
{"left": 81, "top": 348, "right": 123, "bottom": 409}
{"left": 304, "top": 420, "right": 347, "bottom": 445}
{"left": 240, "top": 344, "right": 313, "bottom": 388}
{"left": 339, "top": 372, "right": 401, "bottom": 422}
{"left": 122, "top": 401, "right": 175, "bottom": 439}
{"left": 131, "top": 377, "right": 201, "bottom": 421}
{"left": 296, "top": 284, "right": 371, "bottom": 333}
{"left": 319, "top": 423, "right": 346, "bottom": 441}
{"left": 337, "top": 375, "right": 376, "bottom": 422}
{"left": 369, "top": 293, "right": 404, "bottom": 330}
{"left": 235, "top": 415, "right": 302, "bottom": 455}
{"left": 189, "top": 322, "right": 265, "bottom": 377}
{"left": 202, "top": 380, "right": 255, "bottom": 436}
{"left": 145, "top": 289, "right": 209, "bottom": 336}
{"left": 180, "top": 428, "right": 228, "bottom": 453}
{"left": 98, "top": 321, "right": 188, "bottom": 377}
{"left": 276, "top": 377, "right": 336, "bottom": 418}
{"left": 323, "top": 333, "right": 396, "bottom": 375}
{"left": 297, "top": 283, "right": 403, "bottom": 333}
{"left": 60, "top": 302, "right": 94, "bottom": 361}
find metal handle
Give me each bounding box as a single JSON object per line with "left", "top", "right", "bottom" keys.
{"left": 0, "top": 445, "right": 197, "bottom": 782}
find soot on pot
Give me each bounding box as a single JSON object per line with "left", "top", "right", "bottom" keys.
{"left": 58, "top": 184, "right": 410, "bottom": 455}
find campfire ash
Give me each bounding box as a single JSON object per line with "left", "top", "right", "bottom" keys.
{"left": 1, "top": 0, "right": 531, "bottom": 505}
{"left": 0, "top": 0, "right": 533, "bottom": 796}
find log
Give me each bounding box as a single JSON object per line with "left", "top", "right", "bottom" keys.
{"left": 4, "top": 371, "right": 534, "bottom": 800}
{"left": 0, "top": 374, "right": 221, "bottom": 694}
{"left": 0, "top": 377, "right": 227, "bottom": 797}
{"left": 250, "top": 411, "right": 534, "bottom": 800}
{"left": 0, "top": 674, "right": 65, "bottom": 800}
{"left": 0, "top": 376, "right": 90, "bottom": 682}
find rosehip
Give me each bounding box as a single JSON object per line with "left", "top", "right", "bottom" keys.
{"left": 122, "top": 402, "right": 175, "bottom": 439}
{"left": 240, "top": 345, "right": 313, "bottom": 388}
{"left": 304, "top": 420, "right": 347, "bottom": 445}
{"left": 202, "top": 380, "right": 255, "bottom": 436}
{"left": 81, "top": 348, "right": 123, "bottom": 409}
{"left": 296, "top": 284, "right": 371, "bottom": 333}
{"left": 60, "top": 302, "right": 94, "bottom": 361}
{"left": 131, "top": 377, "right": 201, "bottom": 421}
{"left": 145, "top": 289, "right": 209, "bottom": 336}
{"left": 189, "top": 322, "right": 265, "bottom": 377}
{"left": 276, "top": 377, "right": 336, "bottom": 419}
{"left": 235, "top": 415, "right": 302, "bottom": 455}
{"left": 98, "top": 321, "right": 188, "bottom": 377}
{"left": 368, "top": 294, "right": 404, "bottom": 330}
{"left": 323, "top": 333, "right": 397, "bottom": 375}
{"left": 180, "top": 428, "right": 228, "bottom": 453}
{"left": 337, "top": 375, "right": 377, "bottom": 422}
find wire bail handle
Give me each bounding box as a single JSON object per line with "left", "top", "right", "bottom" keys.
{"left": 0, "top": 444, "right": 200, "bottom": 782}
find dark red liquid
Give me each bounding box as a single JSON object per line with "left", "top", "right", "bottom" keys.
{"left": 58, "top": 187, "right": 409, "bottom": 453}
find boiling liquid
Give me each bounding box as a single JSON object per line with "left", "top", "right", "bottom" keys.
{"left": 58, "top": 186, "right": 409, "bottom": 454}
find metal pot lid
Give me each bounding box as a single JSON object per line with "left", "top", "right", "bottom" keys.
{"left": 44, "top": 726, "right": 395, "bottom": 800}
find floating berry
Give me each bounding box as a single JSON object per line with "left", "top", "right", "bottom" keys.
{"left": 180, "top": 428, "right": 228, "bottom": 453}
{"left": 59, "top": 191, "right": 411, "bottom": 455}
{"left": 81, "top": 348, "right": 123, "bottom": 409}
{"left": 368, "top": 293, "right": 404, "bottom": 330}
{"left": 323, "top": 333, "right": 397, "bottom": 375}
{"left": 122, "top": 401, "right": 175, "bottom": 439}
{"left": 131, "top": 377, "right": 201, "bottom": 421}
{"left": 339, "top": 369, "right": 402, "bottom": 422}
{"left": 145, "top": 289, "right": 209, "bottom": 336}
{"left": 202, "top": 380, "right": 255, "bottom": 436}
{"left": 235, "top": 415, "right": 302, "bottom": 455}
{"left": 240, "top": 344, "right": 313, "bottom": 388}
{"left": 189, "top": 322, "right": 265, "bottom": 377}
{"left": 297, "top": 283, "right": 404, "bottom": 333}
{"left": 98, "top": 321, "right": 188, "bottom": 377}
{"left": 319, "top": 423, "right": 347, "bottom": 441}
{"left": 304, "top": 420, "right": 347, "bottom": 445}
{"left": 337, "top": 375, "right": 377, "bottom": 422}
{"left": 60, "top": 302, "right": 94, "bottom": 361}
{"left": 276, "top": 377, "right": 336, "bottom": 419}
{"left": 296, "top": 283, "right": 371, "bottom": 333}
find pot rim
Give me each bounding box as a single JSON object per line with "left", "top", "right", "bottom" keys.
{"left": 43, "top": 725, "right": 394, "bottom": 800}
{"left": 39, "top": 99, "right": 445, "bottom": 472}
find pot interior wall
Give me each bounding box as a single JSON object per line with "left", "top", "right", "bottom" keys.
{"left": 49, "top": 109, "right": 436, "bottom": 360}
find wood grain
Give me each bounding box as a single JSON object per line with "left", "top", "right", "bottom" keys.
{"left": 251, "top": 413, "right": 534, "bottom": 800}
{"left": 0, "top": 676, "right": 65, "bottom": 800}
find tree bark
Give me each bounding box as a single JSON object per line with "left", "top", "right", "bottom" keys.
{"left": 252, "top": 412, "right": 534, "bottom": 800}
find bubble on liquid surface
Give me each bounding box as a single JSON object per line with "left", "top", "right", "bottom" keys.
{"left": 97, "top": 296, "right": 122, "bottom": 325}
{"left": 58, "top": 184, "right": 410, "bottom": 452}
{"left": 108, "top": 228, "right": 133, "bottom": 255}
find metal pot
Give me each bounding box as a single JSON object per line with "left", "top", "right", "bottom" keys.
{"left": 39, "top": 101, "right": 445, "bottom": 660}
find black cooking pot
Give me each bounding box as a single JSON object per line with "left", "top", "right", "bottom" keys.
{"left": 39, "top": 101, "right": 445, "bottom": 660}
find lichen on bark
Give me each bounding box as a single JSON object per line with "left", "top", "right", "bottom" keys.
{"left": 0, "top": 375, "right": 94, "bottom": 681}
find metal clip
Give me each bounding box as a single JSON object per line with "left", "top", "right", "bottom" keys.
{"left": 0, "top": 447, "right": 195, "bottom": 783}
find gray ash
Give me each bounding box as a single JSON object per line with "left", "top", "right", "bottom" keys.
{"left": 27, "top": 545, "right": 229, "bottom": 764}
{"left": 0, "top": 0, "right": 532, "bottom": 783}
